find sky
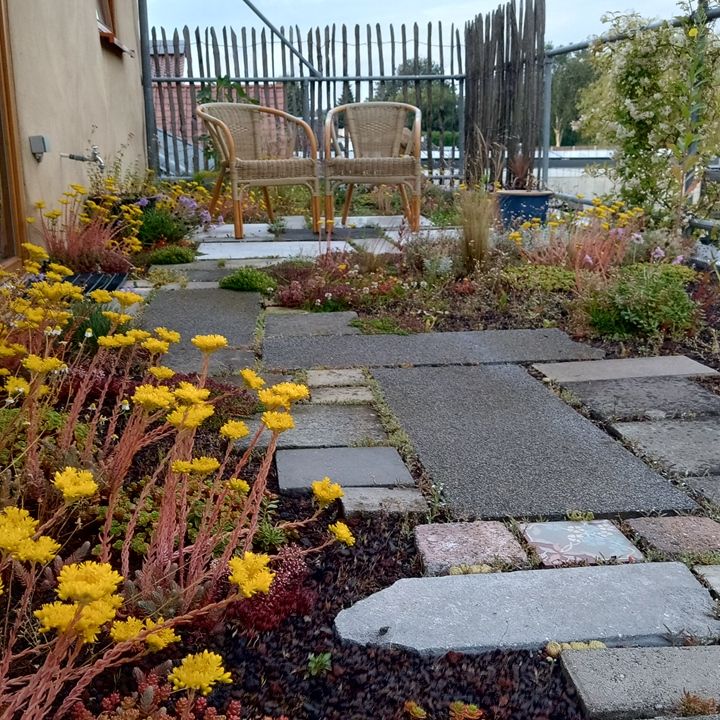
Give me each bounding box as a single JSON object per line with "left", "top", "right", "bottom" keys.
{"left": 147, "top": 0, "right": 687, "bottom": 47}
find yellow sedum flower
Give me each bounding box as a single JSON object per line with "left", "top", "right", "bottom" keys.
{"left": 311, "top": 477, "right": 344, "bottom": 508}
{"left": 239, "top": 368, "right": 264, "bottom": 390}
{"left": 166, "top": 402, "right": 214, "bottom": 429}
{"left": 328, "top": 521, "right": 355, "bottom": 547}
{"left": 228, "top": 552, "right": 275, "bottom": 598}
{"left": 167, "top": 651, "right": 232, "bottom": 696}
{"left": 143, "top": 617, "right": 180, "bottom": 651}
{"left": 261, "top": 411, "right": 294, "bottom": 434}
{"left": 191, "top": 334, "right": 228, "bottom": 354}
{"left": 5, "top": 377, "right": 30, "bottom": 397}
{"left": 0, "top": 507, "right": 38, "bottom": 555}
{"left": 21, "top": 242, "right": 49, "bottom": 261}
{"left": 13, "top": 535, "right": 61, "bottom": 563}
{"left": 110, "top": 616, "right": 145, "bottom": 642}
{"left": 57, "top": 562, "right": 123, "bottom": 604}
{"left": 53, "top": 466, "right": 98, "bottom": 502}
{"left": 132, "top": 384, "right": 175, "bottom": 412}
{"left": 154, "top": 327, "right": 181, "bottom": 344}
{"left": 220, "top": 420, "right": 250, "bottom": 441}
{"left": 173, "top": 382, "right": 211, "bottom": 405}
{"left": 126, "top": 329, "right": 151, "bottom": 342}
{"left": 228, "top": 477, "right": 250, "bottom": 494}
{"left": 171, "top": 456, "right": 220, "bottom": 476}
{"left": 48, "top": 262, "right": 73, "bottom": 277}
{"left": 258, "top": 388, "right": 291, "bottom": 410}
{"left": 111, "top": 290, "right": 144, "bottom": 308}
{"left": 148, "top": 365, "right": 175, "bottom": 380}
{"left": 271, "top": 382, "right": 310, "bottom": 403}
{"left": 101, "top": 311, "right": 133, "bottom": 326}
{"left": 142, "top": 338, "right": 170, "bottom": 355}
{"left": 89, "top": 289, "right": 113, "bottom": 304}
{"left": 35, "top": 595, "right": 121, "bottom": 643}
{"left": 22, "top": 354, "right": 67, "bottom": 374}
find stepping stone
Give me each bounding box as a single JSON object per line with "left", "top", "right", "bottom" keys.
{"left": 310, "top": 386, "right": 374, "bottom": 404}
{"left": 334, "top": 562, "right": 720, "bottom": 654}
{"left": 276, "top": 447, "right": 413, "bottom": 493}
{"left": 264, "top": 329, "right": 603, "bottom": 370}
{"left": 564, "top": 377, "right": 720, "bottom": 421}
{"left": 612, "top": 419, "right": 720, "bottom": 475}
{"left": 306, "top": 368, "right": 367, "bottom": 387}
{"left": 373, "top": 365, "right": 696, "bottom": 519}
{"left": 139, "top": 289, "right": 261, "bottom": 374}
{"left": 626, "top": 516, "right": 720, "bottom": 559}
{"left": 520, "top": 520, "right": 644, "bottom": 567}
{"left": 351, "top": 237, "right": 401, "bottom": 254}
{"left": 197, "top": 240, "right": 353, "bottom": 260}
{"left": 562, "top": 646, "right": 720, "bottom": 720}
{"left": 264, "top": 311, "right": 360, "bottom": 338}
{"left": 695, "top": 565, "right": 720, "bottom": 594}
{"left": 534, "top": 355, "right": 718, "bottom": 383}
{"left": 341, "top": 487, "right": 427, "bottom": 515}
{"left": 250, "top": 405, "right": 387, "bottom": 449}
{"left": 685, "top": 476, "right": 720, "bottom": 505}
{"left": 415, "top": 521, "right": 528, "bottom": 575}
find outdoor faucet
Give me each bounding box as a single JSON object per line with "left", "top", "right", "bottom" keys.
{"left": 61, "top": 145, "right": 105, "bottom": 171}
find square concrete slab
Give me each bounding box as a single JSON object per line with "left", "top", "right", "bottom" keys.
{"left": 341, "top": 487, "right": 427, "bottom": 515}
{"left": 695, "top": 565, "right": 720, "bottom": 594}
{"left": 521, "top": 520, "right": 644, "bottom": 567}
{"left": 562, "top": 647, "right": 720, "bottom": 720}
{"left": 686, "top": 476, "right": 720, "bottom": 505}
{"left": 534, "top": 356, "right": 718, "bottom": 383}
{"left": 197, "top": 240, "right": 353, "bottom": 260}
{"left": 351, "top": 237, "right": 401, "bottom": 254}
{"left": 612, "top": 419, "right": 720, "bottom": 475}
{"left": 415, "top": 521, "right": 528, "bottom": 575}
{"left": 627, "top": 516, "right": 720, "bottom": 558}
{"left": 310, "top": 386, "right": 374, "bottom": 404}
{"left": 334, "top": 562, "right": 720, "bottom": 654}
{"left": 564, "top": 377, "right": 720, "bottom": 421}
{"left": 373, "top": 365, "right": 697, "bottom": 519}
{"left": 264, "top": 311, "right": 360, "bottom": 338}
{"left": 306, "top": 368, "right": 367, "bottom": 387}
{"left": 276, "top": 446, "right": 414, "bottom": 493}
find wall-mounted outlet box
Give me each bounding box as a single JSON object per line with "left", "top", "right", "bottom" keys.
{"left": 29, "top": 135, "right": 50, "bottom": 161}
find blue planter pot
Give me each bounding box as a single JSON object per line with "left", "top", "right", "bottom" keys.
{"left": 497, "top": 190, "right": 554, "bottom": 229}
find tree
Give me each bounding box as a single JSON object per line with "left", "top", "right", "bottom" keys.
{"left": 550, "top": 51, "right": 595, "bottom": 146}
{"left": 374, "top": 58, "right": 459, "bottom": 134}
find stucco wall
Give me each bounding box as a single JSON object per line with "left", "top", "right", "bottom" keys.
{"left": 8, "top": 1, "right": 146, "bottom": 223}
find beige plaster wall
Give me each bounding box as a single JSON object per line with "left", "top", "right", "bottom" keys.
{"left": 8, "top": 1, "right": 146, "bottom": 227}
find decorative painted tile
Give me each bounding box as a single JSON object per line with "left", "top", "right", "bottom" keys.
{"left": 521, "top": 520, "right": 644, "bottom": 567}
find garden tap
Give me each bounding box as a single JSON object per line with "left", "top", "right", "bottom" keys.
{"left": 61, "top": 145, "right": 105, "bottom": 171}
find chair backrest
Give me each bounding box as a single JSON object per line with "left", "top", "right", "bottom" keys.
{"left": 330, "top": 102, "right": 421, "bottom": 158}
{"left": 197, "top": 103, "right": 301, "bottom": 162}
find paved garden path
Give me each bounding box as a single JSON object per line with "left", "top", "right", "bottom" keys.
{"left": 138, "top": 279, "right": 720, "bottom": 720}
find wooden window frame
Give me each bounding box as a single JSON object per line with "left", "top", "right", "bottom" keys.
{"left": 97, "top": 0, "right": 130, "bottom": 57}
{"left": 0, "top": 0, "right": 26, "bottom": 269}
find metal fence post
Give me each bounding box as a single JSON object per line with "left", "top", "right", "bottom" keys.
{"left": 540, "top": 55, "right": 552, "bottom": 189}
{"left": 138, "top": 0, "right": 159, "bottom": 174}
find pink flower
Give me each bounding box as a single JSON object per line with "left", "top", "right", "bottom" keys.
{"left": 672, "top": 255, "right": 685, "bottom": 265}
{"left": 583, "top": 255, "right": 594, "bottom": 266}
{"left": 651, "top": 246, "right": 666, "bottom": 260}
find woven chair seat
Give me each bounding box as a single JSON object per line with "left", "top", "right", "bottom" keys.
{"left": 231, "top": 157, "right": 317, "bottom": 182}
{"left": 326, "top": 156, "right": 419, "bottom": 179}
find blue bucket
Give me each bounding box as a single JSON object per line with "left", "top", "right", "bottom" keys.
{"left": 497, "top": 191, "right": 553, "bottom": 229}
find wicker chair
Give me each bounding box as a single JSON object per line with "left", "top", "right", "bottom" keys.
{"left": 197, "top": 103, "right": 321, "bottom": 239}
{"left": 324, "top": 102, "right": 422, "bottom": 233}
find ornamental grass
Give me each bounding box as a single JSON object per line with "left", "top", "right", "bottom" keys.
{"left": 0, "top": 248, "right": 351, "bottom": 719}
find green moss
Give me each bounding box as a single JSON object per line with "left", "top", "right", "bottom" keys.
{"left": 146, "top": 245, "right": 196, "bottom": 265}
{"left": 219, "top": 267, "right": 277, "bottom": 293}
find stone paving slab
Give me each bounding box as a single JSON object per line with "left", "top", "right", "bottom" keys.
{"left": 626, "top": 516, "right": 720, "bottom": 558}
{"left": 341, "top": 487, "right": 427, "bottom": 515}
{"left": 686, "top": 476, "right": 720, "bottom": 505}
{"left": 534, "top": 355, "right": 718, "bottom": 383}
{"left": 276, "top": 446, "right": 411, "bottom": 492}
{"left": 334, "top": 562, "right": 720, "bottom": 654}
{"left": 247, "top": 405, "right": 387, "bottom": 450}
{"left": 264, "top": 311, "right": 360, "bottom": 338}
{"left": 695, "top": 565, "right": 720, "bottom": 594}
{"left": 564, "top": 377, "right": 720, "bottom": 421}
{"left": 415, "top": 521, "right": 528, "bottom": 575}
{"left": 351, "top": 237, "right": 401, "bottom": 254}
{"left": 306, "top": 368, "right": 367, "bottom": 387}
{"left": 198, "top": 240, "right": 353, "bottom": 260}
{"left": 310, "top": 386, "right": 374, "bottom": 404}
{"left": 562, "top": 647, "right": 720, "bottom": 720}
{"left": 612, "top": 419, "right": 720, "bottom": 476}
{"left": 140, "top": 289, "right": 261, "bottom": 374}
{"left": 373, "top": 365, "right": 696, "bottom": 519}
{"left": 264, "top": 329, "right": 603, "bottom": 370}
{"left": 520, "top": 520, "right": 644, "bottom": 567}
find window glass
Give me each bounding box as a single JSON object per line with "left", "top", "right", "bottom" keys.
{"left": 96, "top": 0, "right": 113, "bottom": 33}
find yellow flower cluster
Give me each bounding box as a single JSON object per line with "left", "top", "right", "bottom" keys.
{"left": 328, "top": 521, "right": 355, "bottom": 546}
{"left": 220, "top": 419, "right": 250, "bottom": 441}
{"left": 5, "top": 377, "right": 30, "bottom": 397}
{"left": 148, "top": 365, "right": 175, "bottom": 380}
{"left": 228, "top": 477, "right": 250, "bottom": 493}
{"left": 0, "top": 507, "right": 60, "bottom": 563}
{"left": 173, "top": 381, "right": 210, "bottom": 405}
{"left": 53, "top": 466, "right": 98, "bottom": 502}
{"left": 171, "top": 456, "right": 220, "bottom": 476}
{"left": 261, "top": 411, "right": 294, "bottom": 433}
{"left": 22, "top": 354, "right": 67, "bottom": 374}
{"left": 57, "top": 561, "right": 123, "bottom": 603}
{"left": 89, "top": 289, "right": 113, "bottom": 304}
{"left": 239, "top": 368, "right": 265, "bottom": 390}
{"left": 110, "top": 615, "right": 180, "bottom": 651}
{"left": 311, "top": 477, "right": 344, "bottom": 508}
{"left": 132, "top": 384, "right": 175, "bottom": 411}
{"left": 228, "top": 551, "right": 275, "bottom": 598}
{"left": 167, "top": 650, "right": 232, "bottom": 696}
{"left": 191, "top": 334, "right": 228, "bottom": 354}
{"left": 155, "top": 327, "right": 181, "bottom": 344}
{"left": 111, "top": 290, "right": 144, "bottom": 309}
{"left": 167, "top": 402, "right": 214, "bottom": 429}
{"left": 142, "top": 338, "right": 169, "bottom": 355}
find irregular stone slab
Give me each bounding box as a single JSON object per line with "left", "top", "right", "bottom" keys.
{"left": 140, "top": 289, "right": 261, "bottom": 374}
{"left": 306, "top": 368, "right": 367, "bottom": 387}
{"left": 341, "top": 487, "right": 427, "bottom": 515}
{"left": 310, "top": 386, "right": 374, "bottom": 404}
{"left": 264, "top": 311, "right": 360, "bottom": 338}
{"left": 276, "top": 447, "right": 411, "bottom": 492}
{"left": 197, "top": 240, "right": 353, "bottom": 260}
{"left": 612, "top": 419, "right": 720, "bottom": 476}
{"left": 534, "top": 355, "right": 718, "bottom": 383}
{"left": 351, "top": 237, "right": 401, "bottom": 254}
{"left": 264, "top": 329, "right": 603, "bottom": 370}
{"left": 334, "top": 562, "right": 720, "bottom": 654}
{"left": 374, "top": 365, "right": 696, "bottom": 519}
{"left": 415, "top": 521, "right": 528, "bottom": 575}
{"left": 562, "top": 647, "right": 720, "bottom": 720}
{"left": 695, "top": 565, "right": 720, "bottom": 594}
{"left": 521, "top": 520, "right": 644, "bottom": 567}
{"left": 564, "top": 377, "right": 720, "bottom": 421}
{"left": 686, "top": 476, "right": 720, "bottom": 505}
{"left": 626, "top": 516, "right": 720, "bottom": 558}
{"left": 252, "top": 405, "right": 387, "bottom": 449}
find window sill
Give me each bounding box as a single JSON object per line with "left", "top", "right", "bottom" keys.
{"left": 99, "top": 31, "right": 132, "bottom": 57}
